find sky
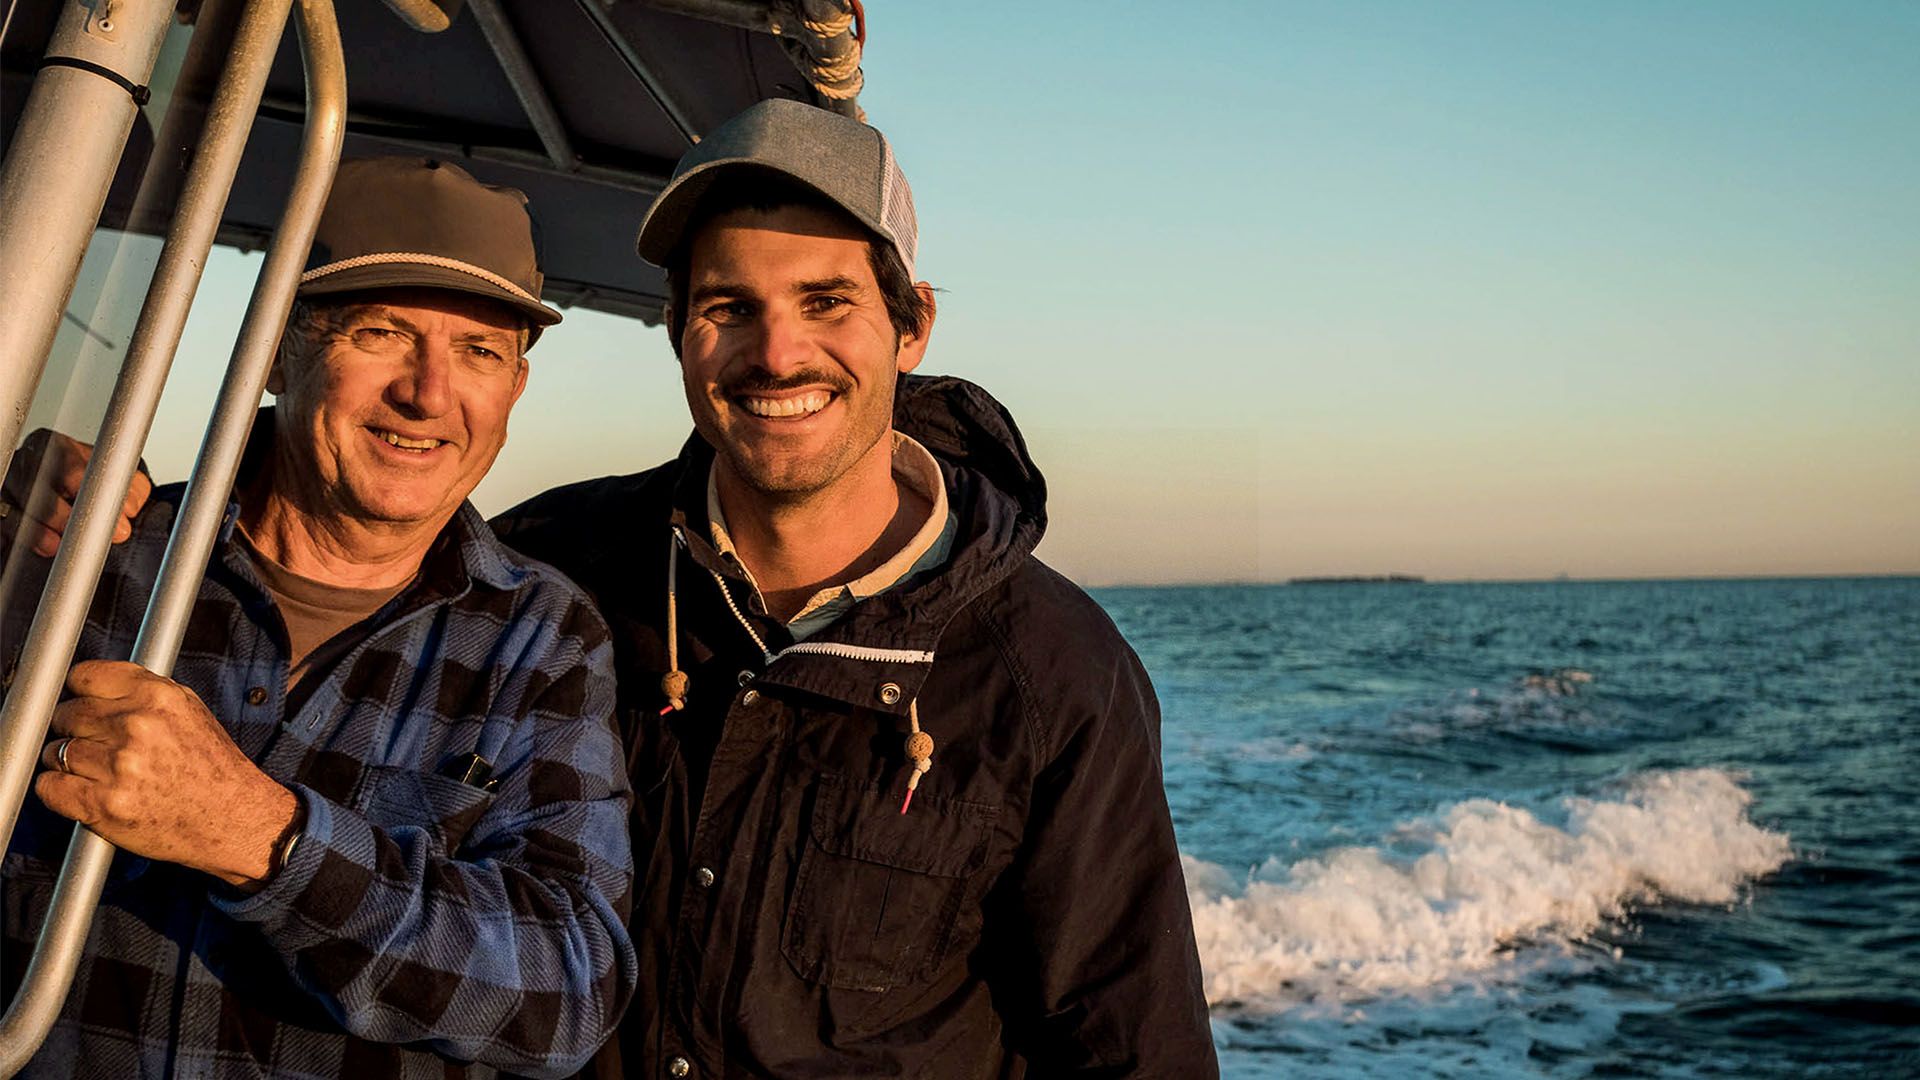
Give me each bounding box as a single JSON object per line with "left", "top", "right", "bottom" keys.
{"left": 22, "top": 1, "right": 1919, "bottom": 585}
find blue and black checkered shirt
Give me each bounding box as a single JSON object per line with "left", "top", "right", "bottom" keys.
{"left": 0, "top": 434, "right": 636, "bottom": 1078}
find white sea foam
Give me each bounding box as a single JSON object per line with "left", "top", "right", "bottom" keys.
{"left": 1185, "top": 767, "right": 1791, "bottom": 1010}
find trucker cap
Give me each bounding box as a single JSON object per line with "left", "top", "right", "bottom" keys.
{"left": 635, "top": 98, "right": 918, "bottom": 277}
{"left": 299, "top": 157, "right": 563, "bottom": 336}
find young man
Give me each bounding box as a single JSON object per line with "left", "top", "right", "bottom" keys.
{"left": 0, "top": 158, "right": 635, "bottom": 1077}
{"left": 494, "top": 99, "right": 1217, "bottom": 1078}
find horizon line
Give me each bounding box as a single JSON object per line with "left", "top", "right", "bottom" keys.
{"left": 1081, "top": 571, "right": 1920, "bottom": 590}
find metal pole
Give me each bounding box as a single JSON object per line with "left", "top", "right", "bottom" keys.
{"left": 0, "top": 0, "right": 178, "bottom": 479}
{"left": 0, "top": 0, "right": 298, "bottom": 893}
{"left": 125, "top": 0, "right": 343, "bottom": 674}
{"left": 573, "top": 0, "right": 701, "bottom": 144}
{"left": 376, "top": 0, "right": 462, "bottom": 33}
{"left": 467, "top": 0, "right": 578, "bottom": 170}
{"left": 0, "top": 0, "right": 346, "bottom": 1068}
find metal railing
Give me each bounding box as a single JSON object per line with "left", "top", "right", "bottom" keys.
{"left": 0, "top": 0, "right": 346, "bottom": 1070}
{"left": 0, "top": 0, "right": 179, "bottom": 477}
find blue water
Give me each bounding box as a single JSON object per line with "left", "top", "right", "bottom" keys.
{"left": 1094, "top": 577, "right": 1920, "bottom": 1078}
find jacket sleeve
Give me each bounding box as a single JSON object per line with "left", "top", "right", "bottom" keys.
{"left": 989, "top": 639, "right": 1219, "bottom": 1078}
{"left": 211, "top": 600, "right": 638, "bottom": 1077}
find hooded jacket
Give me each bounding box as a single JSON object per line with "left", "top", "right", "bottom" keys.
{"left": 493, "top": 375, "right": 1216, "bottom": 1078}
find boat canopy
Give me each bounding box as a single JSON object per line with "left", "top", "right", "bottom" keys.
{"left": 0, "top": 0, "right": 868, "bottom": 322}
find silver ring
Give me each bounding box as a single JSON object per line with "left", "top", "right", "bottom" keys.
{"left": 55, "top": 737, "right": 72, "bottom": 774}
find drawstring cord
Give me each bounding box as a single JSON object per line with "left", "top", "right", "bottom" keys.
{"left": 661, "top": 525, "right": 936, "bottom": 811}
{"left": 659, "top": 534, "right": 688, "bottom": 714}
{"left": 901, "top": 698, "right": 933, "bottom": 813}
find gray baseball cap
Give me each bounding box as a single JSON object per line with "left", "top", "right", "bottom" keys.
{"left": 635, "top": 99, "right": 918, "bottom": 277}
{"left": 299, "top": 157, "right": 563, "bottom": 337}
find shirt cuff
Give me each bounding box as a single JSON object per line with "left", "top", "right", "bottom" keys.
{"left": 208, "top": 782, "right": 360, "bottom": 941}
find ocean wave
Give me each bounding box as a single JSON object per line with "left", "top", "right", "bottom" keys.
{"left": 1184, "top": 767, "right": 1792, "bottom": 1010}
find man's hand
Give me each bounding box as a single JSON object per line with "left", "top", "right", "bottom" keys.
{"left": 36, "top": 660, "right": 297, "bottom": 888}
{"left": 1, "top": 429, "right": 151, "bottom": 558}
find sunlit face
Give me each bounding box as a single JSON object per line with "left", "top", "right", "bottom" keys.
{"left": 269, "top": 287, "right": 528, "bottom": 529}
{"left": 679, "top": 205, "right": 930, "bottom": 501}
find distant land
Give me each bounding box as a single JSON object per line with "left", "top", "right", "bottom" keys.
{"left": 1287, "top": 574, "right": 1427, "bottom": 585}
{"left": 1078, "top": 573, "right": 1920, "bottom": 590}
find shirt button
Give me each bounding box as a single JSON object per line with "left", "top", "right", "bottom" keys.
{"left": 246, "top": 687, "right": 268, "bottom": 706}
{"left": 667, "top": 1056, "right": 691, "bottom": 1078}
{"left": 694, "top": 866, "right": 716, "bottom": 888}
{"left": 740, "top": 689, "right": 759, "bottom": 706}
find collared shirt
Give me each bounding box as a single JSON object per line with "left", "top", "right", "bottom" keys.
{"left": 706, "top": 431, "right": 957, "bottom": 641}
{"left": 0, "top": 416, "right": 637, "bottom": 1079}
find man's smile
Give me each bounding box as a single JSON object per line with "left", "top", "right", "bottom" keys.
{"left": 368, "top": 426, "right": 450, "bottom": 455}
{"left": 734, "top": 389, "right": 835, "bottom": 420}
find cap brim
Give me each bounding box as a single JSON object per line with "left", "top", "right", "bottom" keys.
{"left": 636, "top": 161, "right": 727, "bottom": 266}
{"left": 298, "top": 261, "right": 563, "bottom": 329}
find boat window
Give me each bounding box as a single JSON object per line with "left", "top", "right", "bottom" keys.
{"left": 0, "top": 13, "right": 214, "bottom": 631}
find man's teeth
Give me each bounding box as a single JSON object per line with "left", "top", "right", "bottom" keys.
{"left": 378, "top": 430, "right": 442, "bottom": 451}
{"left": 739, "top": 391, "right": 832, "bottom": 418}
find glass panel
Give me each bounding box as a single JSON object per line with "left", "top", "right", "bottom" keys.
{"left": 0, "top": 10, "right": 202, "bottom": 667}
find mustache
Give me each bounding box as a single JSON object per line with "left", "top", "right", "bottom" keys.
{"left": 721, "top": 370, "right": 853, "bottom": 397}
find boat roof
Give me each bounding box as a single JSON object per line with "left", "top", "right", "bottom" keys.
{"left": 0, "top": 0, "right": 866, "bottom": 323}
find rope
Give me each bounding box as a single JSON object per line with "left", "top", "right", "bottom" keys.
{"left": 299, "top": 252, "right": 542, "bottom": 306}
{"left": 659, "top": 534, "right": 688, "bottom": 713}
{"left": 770, "top": 0, "right": 865, "bottom": 111}
{"left": 792, "top": 0, "right": 852, "bottom": 39}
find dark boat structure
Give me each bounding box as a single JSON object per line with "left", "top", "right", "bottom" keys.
{"left": 1, "top": 0, "right": 867, "bottom": 325}
{"left": 0, "top": 0, "right": 866, "bottom": 1068}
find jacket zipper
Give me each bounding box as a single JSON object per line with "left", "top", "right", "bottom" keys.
{"left": 772, "top": 640, "right": 934, "bottom": 665}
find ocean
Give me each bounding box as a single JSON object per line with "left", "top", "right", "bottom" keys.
{"left": 1092, "top": 577, "right": 1920, "bottom": 1078}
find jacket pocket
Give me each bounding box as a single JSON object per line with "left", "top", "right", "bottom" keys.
{"left": 783, "top": 773, "right": 999, "bottom": 993}
{"left": 357, "top": 765, "right": 497, "bottom": 855}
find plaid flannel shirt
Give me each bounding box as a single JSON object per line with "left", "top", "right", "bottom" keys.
{"left": 0, "top": 443, "right": 636, "bottom": 1078}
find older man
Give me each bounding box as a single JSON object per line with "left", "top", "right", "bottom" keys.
{"left": 494, "top": 100, "right": 1217, "bottom": 1077}
{"left": 0, "top": 158, "right": 634, "bottom": 1077}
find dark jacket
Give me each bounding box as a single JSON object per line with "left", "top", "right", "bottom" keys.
{"left": 493, "top": 375, "right": 1216, "bottom": 1078}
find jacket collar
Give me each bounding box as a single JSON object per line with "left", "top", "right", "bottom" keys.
{"left": 663, "top": 375, "right": 1047, "bottom": 712}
